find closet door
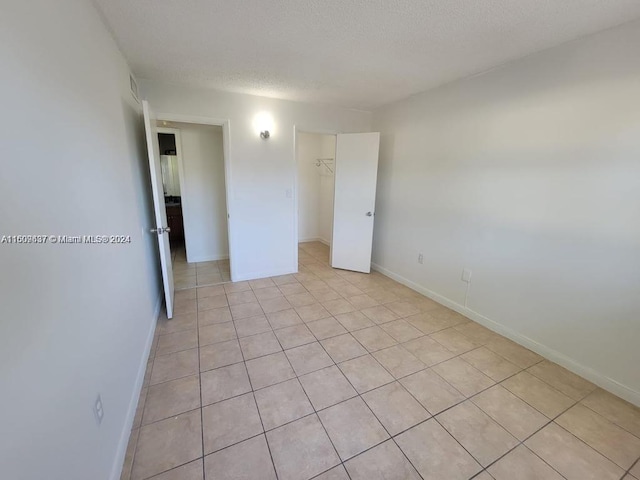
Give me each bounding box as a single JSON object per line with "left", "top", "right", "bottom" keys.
{"left": 331, "top": 132, "right": 380, "bottom": 273}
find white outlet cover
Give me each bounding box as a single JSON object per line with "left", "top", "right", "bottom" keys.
{"left": 462, "top": 268, "right": 472, "bottom": 282}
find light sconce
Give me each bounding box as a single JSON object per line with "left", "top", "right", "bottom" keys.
{"left": 253, "top": 111, "right": 274, "bottom": 140}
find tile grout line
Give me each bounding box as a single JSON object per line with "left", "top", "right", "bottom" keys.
{"left": 149, "top": 329, "right": 544, "bottom": 425}
{"left": 318, "top": 337, "right": 428, "bottom": 479}
{"left": 578, "top": 401, "right": 640, "bottom": 441}
{"left": 472, "top": 390, "right": 589, "bottom": 480}
{"left": 622, "top": 457, "right": 640, "bottom": 480}
{"left": 150, "top": 314, "right": 546, "bottom": 417}
{"left": 289, "top": 302, "right": 441, "bottom": 479}
{"left": 197, "top": 283, "right": 280, "bottom": 477}
{"left": 481, "top": 366, "right": 637, "bottom": 473}
{"left": 136, "top": 247, "right": 636, "bottom": 480}
{"left": 452, "top": 355, "right": 621, "bottom": 479}
{"left": 231, "top": 304, "right": 281, "bottom": 480}
{"left": 268, "top": 321, "right": 350, "bottom": 479}
{"left": 140, "top": 347, "right": 580, "bottom": 476}
{"left": 196, "top": 303, "right": 206, "bottom": 480}
{"left": 370, "top": 355, "right": 555, "bottom": 478}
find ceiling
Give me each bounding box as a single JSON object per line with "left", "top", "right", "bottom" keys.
{"left": 94, "top": 0, "right": 640, "bottom": 110}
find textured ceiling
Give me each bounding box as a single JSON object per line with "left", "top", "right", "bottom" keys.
{"left": 94, "top": 0, "right": 640, "bottom": 110}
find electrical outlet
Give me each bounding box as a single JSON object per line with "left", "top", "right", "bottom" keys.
{"left": 462, "top": 268, "right": 472, "bottom": 283}
{"left": 418, "top": 253, "right": 424, "bottom": 264}
{"left": 94, "top": 394, "right": 104, "bottom": 425}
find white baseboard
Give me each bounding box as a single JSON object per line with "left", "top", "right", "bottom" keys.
{"left": 299, "top": 237, "right": 321, "bottom": 243}
{"left": 109, "top": 293, "right": 163, "bottom": 480}
{"left": 371, "top": 262, "right": 640, "bottom": 407}
{"left": 233, "top": 266, "right": 297, "bottom": 282}
{"left": 299, "top": 237, "right": 331, "bottom": 246}
{"left": 185, "top": 253, "right": 229, "bottom": 263}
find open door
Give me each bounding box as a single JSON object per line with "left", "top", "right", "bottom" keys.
{"left": 331, "top": 132, "right": 380, "bottom": 273}
{"left": 142, "top": 100, "right": 175, "bottom": 318}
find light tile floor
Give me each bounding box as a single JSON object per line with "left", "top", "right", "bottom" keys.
{"left": 171, "top": 243, "right": 231, "bottom": 290}
{"left": 121, "top": 241, "right": 640, "bottom": 480}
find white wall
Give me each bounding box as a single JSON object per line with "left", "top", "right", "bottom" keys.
{"left": 0, "top": 1, "right": 161, "bottom": 479}
{"left": 297, "top": 132, "right": 323, "bottom": 241}
{"left": 297, "top": 133, "right": 336, "bottom": 244}
{"left": 372, "top": 21, "right": 640, "bottom": 405}
{"left": 173, "top": 123, "right": 228, "bottom": 262}
{"left": 142, "top": 81, "right": 372, "bottom": 280}
{"left": 319, "top": 136, "right": 337, "bottom": 244}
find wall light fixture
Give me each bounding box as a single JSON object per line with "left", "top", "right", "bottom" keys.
{"left": 253, "top": 111, "right": 274, "bottom": 140}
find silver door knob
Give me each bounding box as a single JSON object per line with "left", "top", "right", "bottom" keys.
{"left": 366, "top": 212, "right": 373, "bottom": 217}
{"left": 150, "top": 227, "right": 171, "bottom": 234}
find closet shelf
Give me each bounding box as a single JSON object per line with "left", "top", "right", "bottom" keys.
{"left": 315, "top": 157, "right": 334, "bottom": 174}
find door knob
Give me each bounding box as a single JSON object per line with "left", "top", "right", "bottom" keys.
{"left": 366, "top": 212, "right": 373, "bottom": 217}
{"left": 150, "top": 227, "right": 171, "bottom": 234}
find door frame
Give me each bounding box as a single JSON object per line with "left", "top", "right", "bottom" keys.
{"left": 156, "top": 112, "right": 236, "bottom": 282}
{"left": 293, "top": 125, "right": 338, "bottom": 271}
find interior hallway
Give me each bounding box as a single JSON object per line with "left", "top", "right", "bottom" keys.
{"left": 121, "top": 242, "right": 640, "bottom": 480}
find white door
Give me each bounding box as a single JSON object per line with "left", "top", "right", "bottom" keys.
{"left": 142, "top": 101, "right": 175, "bottom": 318}
{"left": 331, "top": 132, "right": 380, "bottom": 273}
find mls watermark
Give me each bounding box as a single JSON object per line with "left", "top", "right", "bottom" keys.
{"left": 1, "top": 235, "right": 132, "bottom": 245}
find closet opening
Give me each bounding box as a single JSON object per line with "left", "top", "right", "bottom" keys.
{"left": 296, "top": 131, "right": 337, "bottom": 264}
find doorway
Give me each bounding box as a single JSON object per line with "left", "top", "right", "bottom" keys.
{"left": 295, "top": 130, "right": 381, "bottom": 274}
{"left": 296, "top": 132, "right": 337, "bottom": 263}
{"left": 156, "top": 121, "right": 231, "bottom": 290}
